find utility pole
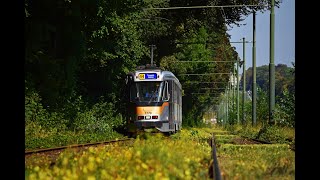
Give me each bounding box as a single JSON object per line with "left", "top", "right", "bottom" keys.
{"left": 224, "top": 88, "right": 227, "bottom": 126}
{"left": 228, "top": 40, "right": 251, "bottom": 124}
{"left": 150, "top": 45, "right": 156, "bottom": 65}
{"left": 237, "top": 56, "right": 240, "bottom": 124}
{"left": 226, "top": 84, "right": 229, "bottom": 125}
{"left": 222, "top": 100, "right": 225, "bottom": 126}
{"left": 269, "top": 0, "right": 275, "bottom": 125}
{"left": 233, "top": 63, "right": 235, "bottom": 114}
{"left": 224, "top": 97, "right": 227, "bottom": 126}
{"left": 252, "top": 11, "right": 257, "bottom": 126}
{"left": 242, "top": 37, "right": 246, "bottom": 124}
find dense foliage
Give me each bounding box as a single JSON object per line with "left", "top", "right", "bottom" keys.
{"left": 25, "top": 0, "right": 283, "bottom": 148}
{"left": 242, "top": 63, "right": 295, "bottom": 98}
{"left": 217, "top": 63, "right": 295, "bottom": 127}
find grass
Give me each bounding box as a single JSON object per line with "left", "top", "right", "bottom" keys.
{"left": 25, "top": 128, "right": 214, "bottom": 179}
{"left": 217, "top": 144, "right": 295, "bottom": 179}
{"left": 213, "top": 125, "right": 295, "bottom": 180}
{"left": 25, "top": 125, "right": 295, "bottom": 179}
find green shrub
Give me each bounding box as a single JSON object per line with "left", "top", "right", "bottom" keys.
{"left": 274, "top": 89, "right": 295, "bottom": 127}
{"left": 257, "top": 125, "right": 293, "bottom": 144}
{"left": 72, "top": 101, "right": 125, "bottom": 133}
{"left": 25, "top": 90, "right": 68, "bottom": 137}
{"left": 25, "top": 88, "right": 125, "bottom": 150}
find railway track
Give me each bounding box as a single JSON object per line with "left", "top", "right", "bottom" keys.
{"left": 237, "top": 136, "right": 272, "bottom": 144}
{"left": 213, "top": 131, "right": 295, "bottom": 179}
{"left": 239, "top": 135, "right": 295, "bottom": 151}
{"left": 225, "top": 132, "right": 294, "bottom": 151}
{"left": 211, "top": 134, "right": 222, "bottom": 180}
{"left": 25, "top": 138, "right": 135, "bottom": 155}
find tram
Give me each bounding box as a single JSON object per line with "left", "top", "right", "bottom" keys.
{"left": 124, "top": 64, "right": 182, "bottom": 133}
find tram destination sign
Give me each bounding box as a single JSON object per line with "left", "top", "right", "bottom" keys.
{"left": 139, "top": 73, "right": 157, "bottom": 80}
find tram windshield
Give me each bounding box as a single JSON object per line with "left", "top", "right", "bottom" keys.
{"left": 130, "top": 81, "right": 164, "bottom": 102}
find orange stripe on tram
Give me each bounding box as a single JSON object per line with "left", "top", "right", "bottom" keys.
{"left": 136, "top": 102, "right": 169, "bottom": 115}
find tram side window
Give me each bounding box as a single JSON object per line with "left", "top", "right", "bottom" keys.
{"left": 177, "top": 87, "right": 180, "bottom": 105}
{"left": 172, "top": 83, "right": 175, "bottom": 103}
{"left": 168, "top": 80, "right": 173, "bottom": 102}
{"left": 179, "top": 88, "right": 182, "bottom": 105}
{"left": 174, "top": 83, "right": 178, "bottom": 104}
{"left": 162, "top": 81, "right": 170, "bottom": 101}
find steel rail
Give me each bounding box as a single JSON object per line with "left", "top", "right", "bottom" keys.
{"left": 212, "top": 134, "right": 222, "bottom": 180}
{"left": 25, "top": 138, "right": 134, "bottom": 155}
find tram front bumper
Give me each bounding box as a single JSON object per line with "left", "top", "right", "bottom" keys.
{"left": 134, "top": 120, "right": 169, "bottom": 129}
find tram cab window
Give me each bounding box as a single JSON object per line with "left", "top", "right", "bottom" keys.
{"left": 134, "top": 82, "right": 163, "bottom": 102}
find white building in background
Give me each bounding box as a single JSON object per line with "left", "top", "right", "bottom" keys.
{"left": 230, "top": 73, "right": 252, "bottom": 101}
{"left": 230, "top": 73, "right": 242, "bottom": 87}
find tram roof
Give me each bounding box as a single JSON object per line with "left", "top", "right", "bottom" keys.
{"left": 128, "top": 67, "right": 181, "bottom": 89}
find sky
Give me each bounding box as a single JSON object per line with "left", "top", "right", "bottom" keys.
{"left": 227, "top": 0, "right": 295, "bottom": 72}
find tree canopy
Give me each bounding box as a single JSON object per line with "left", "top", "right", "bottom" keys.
{"left": 243, "top": 64, "right": 295, "bottom": 99}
